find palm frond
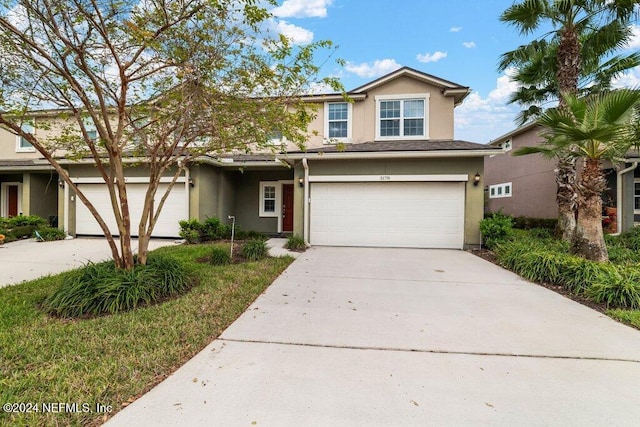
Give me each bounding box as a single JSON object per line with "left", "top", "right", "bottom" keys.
{"left": 500, "top": 0, "right": 547, "bottom": 34}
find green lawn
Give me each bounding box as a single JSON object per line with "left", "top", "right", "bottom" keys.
{"left": 0, "top": 244, "right": 293, "bottom": 427}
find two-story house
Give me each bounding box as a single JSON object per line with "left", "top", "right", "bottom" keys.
{"left": 0, "top": 67, "right": 501, "bottom": 248}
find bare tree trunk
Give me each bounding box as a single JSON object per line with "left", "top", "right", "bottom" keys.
{"left": 571, "top": 159, "right": 608, "bottom": 262}
{"left": 556, "top": 154, "right": 577, "bottom": 241}
{"left": 555, "top": 26, "right": 581, "bottom": 242}
{"left": 137, "top": 233, "right": 151, "bottom": 265}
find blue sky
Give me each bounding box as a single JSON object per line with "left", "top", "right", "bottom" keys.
{"left": 270, "top": 0, "right": 640, "bottom": 144}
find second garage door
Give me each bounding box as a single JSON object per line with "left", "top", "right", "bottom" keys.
{"left": 310, "top": 181, "right": 465, "bottom": 249}
{"left": 75, "top": 183, "right": 187, "bottom": 238}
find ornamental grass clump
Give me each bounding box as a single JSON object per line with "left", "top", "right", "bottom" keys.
{"left": 209, "top": 246, "right": 231, "bottom": 266}
{"left": 241, "top": 239, "right": 269, "bottom": 261}
{"left": 587, "top": 267, "right": 640, "bottom": 309}
{"left": 43, "top": 254, "right": 193, "bottom": 318}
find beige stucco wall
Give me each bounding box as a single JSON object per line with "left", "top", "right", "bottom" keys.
{"left": 294, "top": 157, "right": 485, "bottom": 247}
{"left": 285, "top": 75, "right": 457, "bottom": 152}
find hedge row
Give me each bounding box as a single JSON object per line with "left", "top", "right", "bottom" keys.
{"left": 494, "top": 237, "right": 640, "bottom": 309}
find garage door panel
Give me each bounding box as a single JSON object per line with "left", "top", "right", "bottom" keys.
{"left": 75, "top": 183, "right": 186, "bottom": 238}
{"left": 310, "top": 181, "right": 464, "bottom": 249}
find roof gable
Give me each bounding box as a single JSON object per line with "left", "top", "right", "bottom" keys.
{"left": 349, "top": 66, "right": 470, "bottom": 105}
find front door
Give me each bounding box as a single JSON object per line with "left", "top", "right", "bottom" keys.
{"left": 8, "top": 185, "right": 19, "bottom": 217}
{"left": 282, "top": 184, "right": 294, "bottom": 232}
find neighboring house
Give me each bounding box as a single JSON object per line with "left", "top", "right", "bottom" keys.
{"left": 485, "top": 122, "right": 640, "bottom": 232}
{"left": 0, "top": 67, "right": 501, "bottom": 249}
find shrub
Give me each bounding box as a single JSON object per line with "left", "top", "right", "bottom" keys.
{"left": 529, "top": 227, "right": 552, "bottom": 240}
{"left": 9, "top": 225, "right": 37, "bottom": 239}
{"left": 43, "top": 254, "right": 193, "bottom": 318}
{"left": 36, "top": 227, "right": 66, "bottom": 241}
{"left": 202, "top": 217, "right": 232, "bottom": 241}
{"left": 179, "top": 218, "right": 203, "bottom": 244}
{"left": 479, "top": 212, "right": 513, "bottom": 249}
{"left": 7, "top": 214, "right": 48, "bottom": 228}
{"left": 285, "top": 234, "right": 306, "bottom": 251}
{"left": 210, "top": 246, "right": 231, "bottom": 266}
{"left": 236, "top": 229, "right": 266, "bottom": 240}
{"left": 511, "top": 216, "right": 558, "bottom": 230}
{"left": 587, "top": 267, "right": 640, "bottom": 309}
{"left": 241, "top": 239, "right": 268, "bottom": 261}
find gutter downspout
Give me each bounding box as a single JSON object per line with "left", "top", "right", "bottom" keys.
{"left": 616, "top": 162, "right": 638, "bottom": 235}
{"left": 302, "top": 158, "right": 310, "bottom": 246}
{"left": 184, "top": 166, "right": 191, "bottom": 220}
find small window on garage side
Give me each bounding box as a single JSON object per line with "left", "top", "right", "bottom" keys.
{"left": 259, "top": 182, "right": 279, "bottom": 217}
{"left": 489, "top": 182, "right": 513, "bottom": 199}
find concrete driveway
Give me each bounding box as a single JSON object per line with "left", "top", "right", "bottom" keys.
{"left": 105, "top": 247, "right": 640, "bottom": 426}
{"left": 0, "top": 237, "right": 177, "bottom": 287}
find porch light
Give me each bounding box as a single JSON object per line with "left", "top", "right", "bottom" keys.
{"left": 298, "top": 176, "right": 304, "bottom": 188}
{"left": 473, "top": 172, "right": 481, "bottom": 186}
{"left": 189, "top": 177, "right": 194, "bottom": 187}
{"left": 58, "top": 179, "right": 65, "bottom": 188}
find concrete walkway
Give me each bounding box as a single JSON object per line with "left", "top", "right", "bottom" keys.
{"left": 105, "top": 247, "right": 640, "bottom": 426}
{"left": 0, "top": 237, "right": 177, "bottom": 287}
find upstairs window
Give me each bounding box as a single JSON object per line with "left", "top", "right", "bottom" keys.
{"left": 268, "top": 130, "right": 284, "bottom": 145}
{"left": 83, "top": 119, "right": 98, "bottom": 142}
{"left": 16, "top": 122, "right": 35, "bottom": 152}
{"left": 376, "top": 94, "right": 429, "bottom": 140}
{"left": 324, "top": 102, "right": 351, "bottom": 143}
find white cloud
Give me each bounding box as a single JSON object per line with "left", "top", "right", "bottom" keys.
{"left": 626, "top": 24, "right": 640, "bottom": 49}
{"left": 272, "top": 0, "right": 333, "bottom": 18}
{"left": 305, "top": 81, "right": 336, "bottom": 94}
{"left": 462, "top": 41, "right": 476, "bottom": 48}
{"left": 450, "top": 26, "right": 462, "bottom": 32}
{"left": 611, "top": 66, "right": 640, "bottom": 88}
{"left": 277, "top": 21, "right": 314, "bottom": 44}
{"left": 416, "top": 51, "right": 447, "bottom": 63}
{"left": 344, "top": 59, "right": 402, "bottom": 78}
{"left": 454, "top": 68, "right": 522, "bottom": 143}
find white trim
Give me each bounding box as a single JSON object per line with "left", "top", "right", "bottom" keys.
{"left": 324, "top": 101, "right": 353, "bottom": 144}
{"left": 634, "top": 178, "right": 640, "bottom": 215}
{"left": 353, "top": 68, "right": 465, "bottom": 93}
{"left": 375, "top": 93, "right": 430, "bottom": 141}
{"left": 63, "top": 180, "right": 69, "bottom": 234}
{"left": 259, "top": 181, "right": 279, "bottom": 218}
{"left": 302, "top": 158, "right": 310, "bottom": 245}
{"left": 489, "top": 182, "right": 512, "bottom": 199}
{"left": 308, "top": 174, "right": 469, "bottom": 183}
{"left": 71, "top": 177, "right": 186, "bottom": 184}
{"left": 1, "top": 182, "right": 23, "bottom": 217}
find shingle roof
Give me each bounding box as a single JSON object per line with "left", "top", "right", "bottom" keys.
{"left": 289, "top": 140, "right": 500, "bottom": 154}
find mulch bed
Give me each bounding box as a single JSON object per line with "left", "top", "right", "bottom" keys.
{"left": 467, "top": 248, "right": 611, "bottom": 316}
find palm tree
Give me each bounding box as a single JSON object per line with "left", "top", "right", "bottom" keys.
{"left": 516, "top": 89, "right": 640, "bottom": 262}
{"left": 500, "top": 0, "right": 640, "bottom": 242}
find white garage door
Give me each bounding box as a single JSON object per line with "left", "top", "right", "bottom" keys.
{"left": 310, "top": 181, "right": 465, "bottom": 249}
{"left": 75, "top": 183, "right": 187, "bottom": 237}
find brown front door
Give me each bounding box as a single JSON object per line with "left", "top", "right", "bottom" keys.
{"left": 8, "top": 185, "right": 19, "bottom": 217}
{"left": 282, "top": 184, "right": 294, "bottom": 232}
